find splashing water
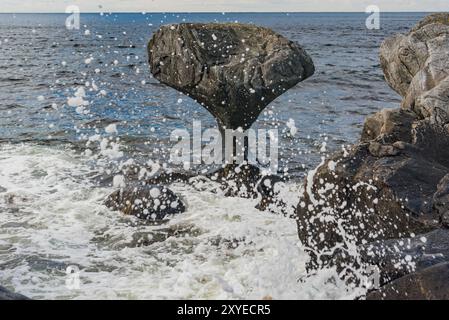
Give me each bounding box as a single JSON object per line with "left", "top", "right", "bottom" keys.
{"left": 0, "top": 143, "right": 365, "bottom": 299}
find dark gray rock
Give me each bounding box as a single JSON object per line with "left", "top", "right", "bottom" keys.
{"left": 148, "top": 23, "right": 314, "bottom": 131}
{"left": 0, "top": 286, "right": 29, "bottom": 300}
{"left": 296, "top": 139, "right": 441, "bottom": 269}
{"left": 433, "top": 174, "right": 449, "bottom": 228}
{"left": 255, "top": 174, "right": 290, "bottom": 214}
{"left": 206, "top": 164, "right": 289, "bottom": 214}
{"left": 207, "top": 163, "right": 262, "bottom": 198}
{"left": 366, "top": 262, "right": 449, "bottom": 300}
{"left": 361, "top": 229, "right": 449, "bottom": 285}
{"left": 104, "top": 185, "right": 186, "bottom": 220}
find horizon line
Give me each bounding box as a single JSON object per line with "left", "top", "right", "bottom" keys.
{"left": 0, "top": 10, "right": 444, "bottom": 14}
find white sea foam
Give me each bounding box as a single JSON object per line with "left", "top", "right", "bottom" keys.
{"left": 0, "top": 143, "right": 363, "bottom": 299}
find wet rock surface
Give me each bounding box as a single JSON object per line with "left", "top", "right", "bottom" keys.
{"left": 205, "top": 164, "right": 291, "bottom": 214}
{"left": 145, "top": 23, "right": 314, "bottom": 200}
{"left": 0, "top": 286, "right": 29, "bottom": 300}
{"left": 148, "top": 23, "right": 314, "bottom": 131}
{"left": 105, "top": 185, "right": 186, "bottom": 220}
{"left": 366, "top": 262, "right": 449, "bottom": 300}
{"left": 207, "top": 163, "right": 262, "bottom": 198}
{"left": 295, "top": 13, "right": 449, "bottom": 298}
{"left": 360, "top": 229, "right": 449, "bottom": 285}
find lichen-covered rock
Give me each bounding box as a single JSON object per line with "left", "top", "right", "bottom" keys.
{"left": 296, "top": 14, "right": 449, "bottom": 271}
{"left": 380, "top": 13, "right": 449, "bottom": 123}
{"left": 148, "top": 23, "right": 314, "bottom": 131}
{"left": 105, "top": 185, "right": 186, "bottom": 220}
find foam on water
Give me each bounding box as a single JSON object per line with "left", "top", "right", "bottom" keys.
{"left": 0, "top": 143, "right": 364, "bottom": 299}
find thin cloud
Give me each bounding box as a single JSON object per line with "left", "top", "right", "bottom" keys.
{"left": 0, "top": 0, "right": 448, "bottom": 13}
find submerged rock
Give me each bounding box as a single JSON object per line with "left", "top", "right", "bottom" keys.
{"left": 148, "top": 23, "right": 314, "bottom": 131}
{"left": 206, "top": 163, "right": 289, "bottom": 213}
{"left": 207, "top": 163, "right": 262, "bottom": 198}
{"left": 296, "top": 14, "right": 449, "bottom": 272}
{"left": 92, "top": 223, "right": 202, "bottom": 249}
{"left": 0, "top": 286, "right": 29, "bottom": 300}
{"left": 104, "top": 185, "right": 186, "bottom": 220}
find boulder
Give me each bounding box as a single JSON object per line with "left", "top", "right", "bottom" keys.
{"left": 366, "top": 262, "right": 449, "bottom": 300}
{"left": 148, "top": 23, "right": 314, "bottom": 131}
{"left": 433, "top": 174, "right": 449, "bottom": 227}
{"left": 296, "top": 14, "right": 449, "bottom": 270}
{"left": 380, "top": 13, "right": 449, "bottom": 123}
{"left": 104, "top": 185, "right": 186, "bottom": 221}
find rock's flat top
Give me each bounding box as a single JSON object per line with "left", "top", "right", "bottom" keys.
{"left": 148, "top": 23, "right": 314, "bottom": 130}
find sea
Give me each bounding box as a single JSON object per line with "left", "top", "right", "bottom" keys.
{"left": 0, "top": 12, "right": 428, "bottom": 299}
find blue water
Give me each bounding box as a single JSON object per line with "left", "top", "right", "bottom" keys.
{"left": 0, "top": 12, "right": 428, "bottom": 176}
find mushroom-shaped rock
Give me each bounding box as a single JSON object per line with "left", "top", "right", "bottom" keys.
{"left": 105, "top": 185, "right": 186, "bottom": 221}
{"left": 148, "top": 23, "right": 314, "bottom": 131}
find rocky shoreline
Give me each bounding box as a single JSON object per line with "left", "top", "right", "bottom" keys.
{"left": 296, "top": 13, "right": 449, "bottom": 299}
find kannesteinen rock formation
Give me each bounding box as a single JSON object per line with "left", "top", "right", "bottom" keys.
{"left": 106, "top": 24, "right": 314, "bottom": 219}
{"left": 148, "top": 23, "right": 314, "bottom": 131}
{"left": 295, "top": 13, "right": 449, "bottom": 299}
{"left": 146, "top": 23, "right": 314, "bottom": 201}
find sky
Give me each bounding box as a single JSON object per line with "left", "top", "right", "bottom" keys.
{"left": 0, "top": 0, "right": 448, "bottom": 13}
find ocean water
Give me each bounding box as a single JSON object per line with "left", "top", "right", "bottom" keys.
{"left": 0, "top": 12, "right": 427, "bottom": 299}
